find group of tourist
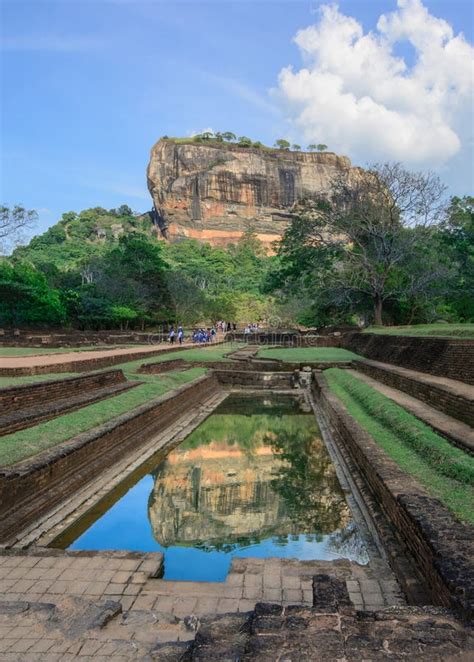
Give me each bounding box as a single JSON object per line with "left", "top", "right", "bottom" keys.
{"left": 243, "top": 323, "right": 261, "bottom": 335}
{"left": 167, "top": 325, "right": 184, "bottom": 345}
{"left": 216, "top": 321, "right": 237, "bottom": 332}
{"left": 192, "top": 327, "right": 217, "bottom": 343}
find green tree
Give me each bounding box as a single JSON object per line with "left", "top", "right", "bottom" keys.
{"left": 307, "top": 144, "right": 317, "bottom": 151}
{"left": 238, "top": 136, "right": 252, "bottom": 147}
{"left": 274, "top": 163, "right": 448, "bottom": 326}
{"left": 275, "top": 139, "right": 290, "bottom": 150}
{"left": 0, "top": 260, "right": 66, "bottom": 326}
{"left": 292, "top": 144, "right": 301, "bottom": 151}
{"left": 317, "top": 144, "right": 328, "bottom": 152}
{"left": 222, "top": 132, "right": 236, "bottom": 142}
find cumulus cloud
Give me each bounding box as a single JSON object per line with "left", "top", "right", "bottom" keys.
{"left": 276, "top": 0, "right": 473, "bottom": 170}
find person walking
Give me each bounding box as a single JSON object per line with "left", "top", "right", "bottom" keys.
{"left": 178, "top": 325, "right": 184, "bottom": 345}
{"left": 169, "top": 326, "right": 175, "bottom": 344}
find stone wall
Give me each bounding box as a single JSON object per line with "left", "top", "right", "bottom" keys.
{"left": 0, "top": 343, "right": 222, "bottom": 377}
{"left": 344, "top": 333, "right": 474, "bottom": 385}
{"left": 213, "top": 369, "right": 294, "bottom": 389}
{"left": 0, "top": 370, "right": 126, "bottom": 416}
{"left": 0, "top": 373, "right": 219, "bottom": 543}
{"left": 355, "top": 359, "right": 474, "bottom": 428}
{"left": 0, "top": 329, "right": 166, "bottom": 347}
{"left": 312, "top": 373, "right": 474, "bottom": 621}
{"left": 225, "top": 333, "right": 343, "bottom": 347}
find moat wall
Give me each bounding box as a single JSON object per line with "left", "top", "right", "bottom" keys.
{"left": 312, "top": 373, "right": 474, "bottom": 621}
{"left": 0, "top": 373, "right": 219, "bottom": 544}
{"left": 344, "top": 333, "right": 474, "bottom": 385}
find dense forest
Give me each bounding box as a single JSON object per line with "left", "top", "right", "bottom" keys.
{"left": 0, "top": 184, "right": 472, "bottom": 330}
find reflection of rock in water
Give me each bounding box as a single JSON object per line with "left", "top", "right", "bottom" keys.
{"left": 148, "top": 440, "right": 351, "bottom": 550}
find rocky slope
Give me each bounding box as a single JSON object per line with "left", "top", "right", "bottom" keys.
{"left": 147, "top": 139, "right": 358, "bottom": 248}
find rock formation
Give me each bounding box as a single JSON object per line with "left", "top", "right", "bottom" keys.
{"left": 147, "top": 139, "right": 358, "bottom": 249}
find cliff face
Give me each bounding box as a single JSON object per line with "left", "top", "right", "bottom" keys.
{"left": 147, "top": 140, "right": 356, "bottom": 248}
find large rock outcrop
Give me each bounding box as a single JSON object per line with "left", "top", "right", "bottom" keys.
{"left": 147, "top": 139, "right": 357, "bottom": 248}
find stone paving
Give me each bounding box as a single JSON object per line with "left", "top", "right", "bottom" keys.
{"left": 0, "top": 550, "right": 407, "bottom": 659}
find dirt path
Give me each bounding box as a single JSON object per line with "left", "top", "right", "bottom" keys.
{"left": 0, "top": 343, "right": 212, "bottom": 377}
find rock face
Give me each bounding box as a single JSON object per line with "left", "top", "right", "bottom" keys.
{"left": 147, "top": 140, "right": 357, "bottom": 248}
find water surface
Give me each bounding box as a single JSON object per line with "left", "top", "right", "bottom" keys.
{"left": 56, "top": 394, "right": 368, "bottom": 581}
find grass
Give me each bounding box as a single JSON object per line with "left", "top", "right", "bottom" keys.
{"left": 110, "top": 343, "right": 239, "bottom": 374}
{"left": 363, "top": 323, "right": 474, "bottom": 339}
{"left": 0, "top": 345, "right": 134, "bottom": 357}
{"left": 257, "top": 347, "right": 360, "bottom": 362}
{"left": 324, "top": 368, "right": 474, "bottom": 524}
{"left": 0, "top": 367, "right": 207, "bottom": 467}
{"left": 0, "top": 373, "right": 79, "bottom": 387}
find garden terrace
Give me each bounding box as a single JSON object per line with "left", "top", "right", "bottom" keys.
{"left": 0, "top": 334, "right": 473, "bottom": 658}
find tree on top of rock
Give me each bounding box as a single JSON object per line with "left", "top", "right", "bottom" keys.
{"left": 275, "top": 139, "right": 290, "bottom": 150}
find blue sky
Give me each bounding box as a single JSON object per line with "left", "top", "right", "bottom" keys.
{"left": 1, "top": 0, "right": 473, "bottom": 237}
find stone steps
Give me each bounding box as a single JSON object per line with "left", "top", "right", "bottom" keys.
{"left": 353, "top": 358, "right": 474, "bottom": 428}
{"left": 0, "top": 380, "right": 140, "bottom": 437}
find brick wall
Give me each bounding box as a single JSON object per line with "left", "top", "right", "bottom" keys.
{"left": 0, "top": 329, "right": 167, "bottom": 347}
{"left": 355, "top": 360, "right": 474, "bottom": 428}
{"left": 0, "top": 342, "right": 226, "bottom": 377}
{"left": 0, "top": 370, "right": 126, "bottom": 415}
{"left": 225, "top": 332, "right": 342, "bottom": 347}
{"left": 344, "top": 333, "right": 474, "bottom": 385}
{"left": 312, "top": 374, "right": 474, "bottom": 621}
{"left": 0, "top": 373, "right": 219, "bottom": 543}
{"left": 213, "top": 369, "right": 295, "bottom": 389}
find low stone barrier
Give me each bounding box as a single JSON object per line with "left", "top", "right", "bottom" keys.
{"left": 0, "top": 329, "right": 167, "bottom": 347}
{"left": 344, "top": 333, "right": 474, "bottom": 385}
{"left": 225, "top": 332, "right": 342, "bottom": 347}
{"left": 312, "top": 373, "right": 474, "bottom": 621}
{"left": 0, "top": 369, "right": 127, "bottom": 415}
{"left": 0, "top": 342, "right": 226, "bottom": 377}
{"left": 354, "top": 359, "right": 474, "bottom": 428}
{"left": 0, "top": 373, "right": 219, "bottom": 544}
{"left": 213, "top": 369, "right": 295, "bottom": 389}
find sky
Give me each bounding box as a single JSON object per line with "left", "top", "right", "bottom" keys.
{"left": 1, "top": 0, "right": 473, "bottom": 238}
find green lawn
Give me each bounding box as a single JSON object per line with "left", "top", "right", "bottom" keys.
{"left": 111, "top": 343, "right": 240, "bottom": 374}
{"left": 324, "top": 368, "right": 474, "bottom": 525}
{"left": 0, "top": 345, "right": 134, "bottom": 357}
{"left": 0, "top": 367, "right": 206, "bottom": 466}
{"left": 363, "top": 323, "right": 474, "bottom": 339}
{"left": 0, "top": 373, "right": 78, "bottom": 387}
{"left": 257, "top": 347, "right": 360, "bottom": 362}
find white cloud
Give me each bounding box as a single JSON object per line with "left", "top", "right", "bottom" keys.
{"left": 276, "top": 0, "right": 473, "bottom": 173}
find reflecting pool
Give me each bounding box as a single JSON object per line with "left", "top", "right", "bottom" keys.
{"left": 55, "top": 394, "right": 368, "bottom": 581}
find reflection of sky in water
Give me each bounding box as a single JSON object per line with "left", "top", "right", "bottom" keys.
{"left": 67, "top": 396, "right": 369, "bottom": 581}
{"left": 70, "top": 478, "right": 368, "bottom": 582}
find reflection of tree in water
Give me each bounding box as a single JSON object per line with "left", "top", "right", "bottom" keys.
{"left": 326, "top": 522, "right": 369, "bottom": 563}
{"left": 268, "top": 427, "right": 349, "bottom": 535}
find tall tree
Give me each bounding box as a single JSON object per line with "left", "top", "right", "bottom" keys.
{"left": 277, "top": 163, "right": 448, "bottom": 325}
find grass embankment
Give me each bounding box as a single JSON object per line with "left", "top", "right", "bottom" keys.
{"left": 0, "top": 345, "right": 134, "bottom": 357}
{"left": 112, "top": 343, "right": 238, "bottom": 375}
{"left": 257, "top": 347, "right": 360, "bottom": 362}
{"left": 363, "top": 324, "right": 474, "bottom": 338}
{"left": 324, "top": 368, "right": 474, "bottom": 524}
{"left": 0, "top": 367, "right": 206, "bottom": 466}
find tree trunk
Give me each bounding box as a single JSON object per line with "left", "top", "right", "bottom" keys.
{"left": 374, "top": 294, "right": 383, "bottom": 326}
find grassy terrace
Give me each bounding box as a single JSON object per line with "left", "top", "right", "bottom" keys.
{"left": 0, "top": 367, "right": 206, "bottom": 466}
{"left": 257, "top": 347, "right": 360, "bottom": 362}
{"left": 325, "top": 368, "right": 474, "bottom": 525}
{"left": 363, "top": 323, "right": 474, "bottom": 338}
